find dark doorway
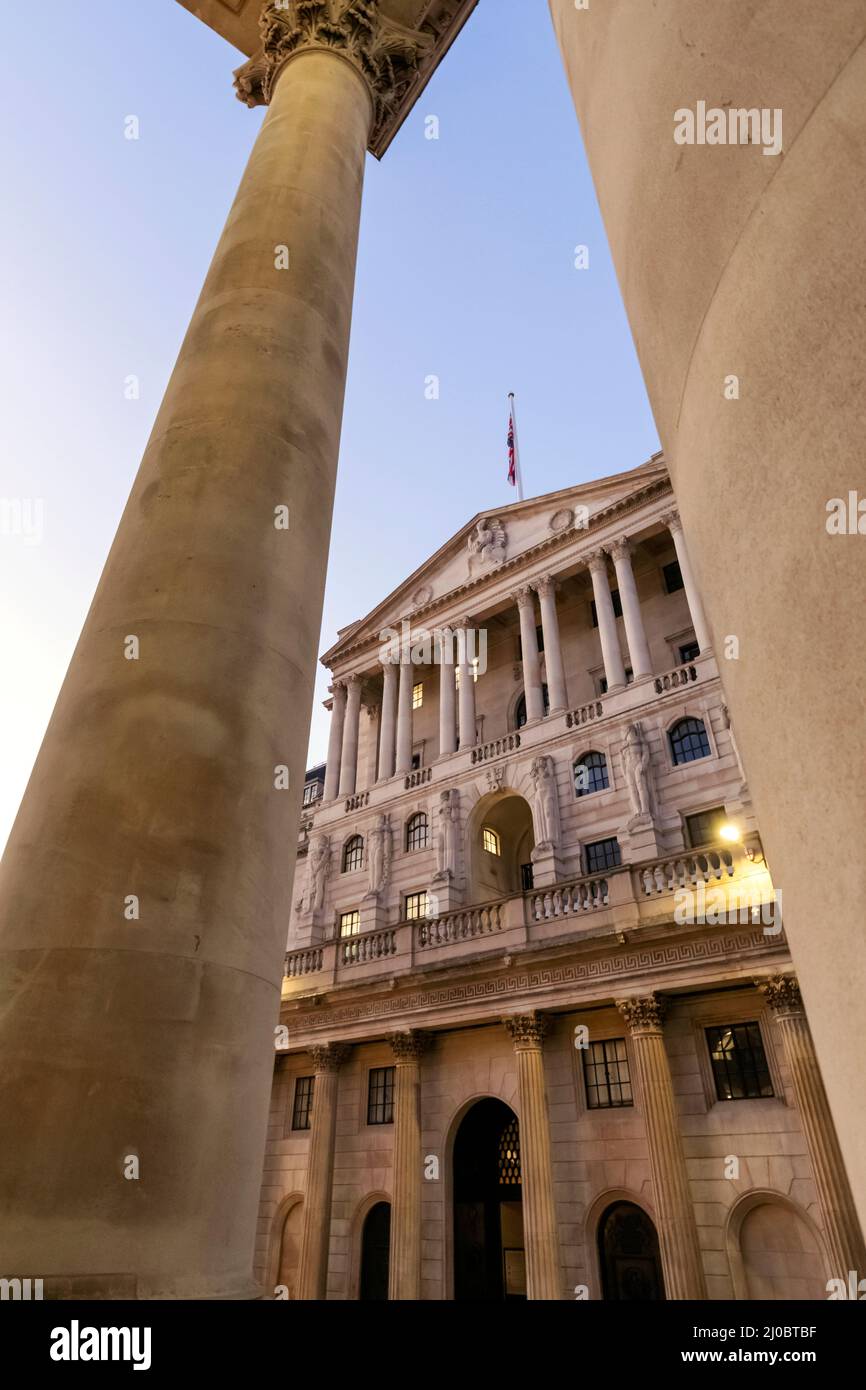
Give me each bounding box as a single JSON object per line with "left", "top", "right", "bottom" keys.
{"left": 598, "top": 1201, "right": 665, "bottom": 1301}
{"left": 359, "top": 1201, "right": 391, "bottom": 1301}
{"left": 453, "top": 1098, "right": 525, "bottom": 1301}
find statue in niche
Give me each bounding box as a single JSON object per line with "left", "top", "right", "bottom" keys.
{"left": 622, "top": 722, "right": 656, "bottom": 824}
{"left": 367, "top": 815, "right": 392, "bottom": 896}
{"left": 301, "top": 835, "right": 330, "bottom": 914}
{"left": 434, "top": 788, "right": 460, "bottom": 879}
{"left": 467, "top": 517, "right": 507, "bottom": 572}
{"left": 530, "top": 755, "right": 561, "bottom": 849}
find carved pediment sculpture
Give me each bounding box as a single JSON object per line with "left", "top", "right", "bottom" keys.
{"left": 467, "top": 517, "right": 508, "bottom": 574}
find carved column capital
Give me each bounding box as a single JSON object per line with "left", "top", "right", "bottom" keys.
{"left": 585, "top": 547, "right": 609, "bottom": 577}
{"left": 234, "top": 2, "right": 435, "bottom": 155}
{"left": 608, "top": 535, "right": 633, "bottom": 564}
{"left": 756, "top": 974, "right": 804, "bottom": 1017}
{"left": 503, "top": 1011, "right": 548, "bottom": 1049}
{"left": 534, "top": 573, "right": 560, "bottom": 598}
{"left": 309, "top": 1042, "right": 351, "bottom": 1073}
{"left": 511, "top": 585, "right": 535, "bottom": 610}
{"left": 617, "top": 994, "right": 666, "bottom": 1033}
{"left": 660, "top": 507, "right": 682, "bottom": 535}
{"left": 389, "top": 1029, "right": 431, "bottom": 1063}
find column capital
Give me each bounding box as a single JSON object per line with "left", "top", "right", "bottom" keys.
{"left": 329, "top": 678, "right": 347, "bottom": 699}
{"left": 345, "top": 672, "right": 362, "bottom": 690}
{"left": 616, "top": 994, "right": 666, "bottom": 1033}
{"left": 608, "top": 534, "right": 633, "bottom": 564}
{"left": 756, "top": 973, "right": 804, "bottom": 1017}
{"left": 585, "top": 547, "right": 609, "bottom": 577}
{"left": 660, "top": 507, "right": 683, "bottom": 535}
{"left": 503, "top": 1011, "right": 548, "bottom": 1049}
{"left": 389, "top": 1029, "right": 432, "bottom": 1063}
{"left": 534, "top": 573, "right": 560, "bottom": 598}
{"left": 511, "top": 584, "right": 535, "bottom": 610}
{"left": 233, "top": 2, "right": 434, "bottom": 148}
{"left": 309, "top": 1042, "right": 352, "bottom": 1074}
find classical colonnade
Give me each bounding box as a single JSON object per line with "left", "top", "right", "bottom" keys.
{"left": 283, "top": 976, "right": 864, "bottom": 1300}
{"left": 323, "top": 512, "right": 709, "bottom": 800}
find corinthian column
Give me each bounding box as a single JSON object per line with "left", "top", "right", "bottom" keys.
{"left": 663, "top": 510, "right": 711, "bottom": 654}
{"left": 323, "top": 681, "right": 347, "bottom": 801}
{"left": 535, "top": 575, "right": 569, "bottom": 712}
{"left": 0, "top": 1, "right": 439, "bottom": 1299}
{"left": 338, "top": 674, "right": 362, "bottom": 797}
{"left": 514, "top": 587, "right": 545, "bottom": 721}
{"left": 395, "top": 657, "right": 415, "bottom": 775}
{"left": 587, "top": 550, "right": 627, "bottom": 691}
{"left": 456, "top": 620, "right": 477, "bottom": 750}
{"left": 296, "top": 1043, "right": 350, "bottom": 1301}
{"left": 616, "top": 996, "right": 706, "bottom": 1299}
{"left": 609, "top": 537, "right": 652, "bottom": 679}
{"left": 388, "top": 1031, "right": 431, "bottom": 1301}
{"left": 377, "top": 662, "right": 398, "bottom": 782}
{"left": 503, "top": 1013, "right": 562, "bottom": 1300}
{"left": 757, "top": 975, "right": 866, "bottom": 1280}
{"left": 437, "top": 632, "right": 457, "bottom": 757}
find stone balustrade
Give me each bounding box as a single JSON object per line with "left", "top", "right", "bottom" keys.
{"left": 565, "top": 701, "right": 604, "bottom": 728}
{"left": 654, "top": 662, "right": 698, "bottom": 695}
{"left": 344, "top": 791, "right": 369, "bottom": 812}
{"left": 639, "top": 850, "right": 734, "bottom": 895}
{"left": 528, "top": 876, "right": 610, "bottom": 920}
{"left": 404, "top": 767, "right": 432, "bottom": 789}
{"left": 470, "top": 733, "right": 521, "bottom": 764}
{"left": 417, "top": 903, "right": 503, "bottom": 948}
{"left": 284, "top": 945, "right": 324, "bottom": 978}
{"left": 341, "top": 927, "right": 397, "bottom": 966}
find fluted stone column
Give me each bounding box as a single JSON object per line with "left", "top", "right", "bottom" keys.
{"left": 296, "top": 1042, "right": 350, "bottom": 1301}
{"left": 503, "top": 1013, "right": 562, "bottom": 1300}
{"left": 535, "top": 576, "right": 569, "bottom": 711}
{"left": 617, "top": 996, "right": 706, "bottom": 1299}
{"left": 0, "top": 16, "right": 382, "bottom": 1299}
{"left": 757, "top": 975, "right": 866, "bottom": 1279}
{"left": 587, "top": 549, "right": 627, "bottom": 691}
{"left": 395, "top": 658, "right": 414, "bottom": 776}
{"left": 609, "top": 537, "right": 652, "bottom": 679}
{"left": 323, "top": 681, "right": 347, "bottom": 802}
{"left": 437, "top": 633, "right": 457, "bottom": 757}
{"left": 456, "top": 622, "right": 477, "bottom": 750}
{"left": 388, "top": 1030, "right": 430, "bottom": 1301}
{"left": 515, "top": 587, "right": 545, "bottom": 721}
{"left": 664, "top": 511, "right": 711, "bottom": 654}
{"left": 378, "top": 661, "right": 398, "bottom": 782}
{"left": 338, "top": 674, "right": 362, "bottom": 797}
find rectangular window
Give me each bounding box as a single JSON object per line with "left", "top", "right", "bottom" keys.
{"left": 411, "top": 751, "right": 422, "bottom": 770}
{"left": 585, "top": 837, "right": 622, "bottom": 874}
{"left": 291, "top": 1075, "right": 315, "bottom": 1131}
{"left": 302, "top": 781, "right": 320, "bottom": 807}
{"left": 412, "top": 682, "right": 423, "bottom": 710}
{"left": 404, "top": 890, "right": 430, "bottom": 921}
{"left": 663, "top": 560, "right": 684, "bottom": 594}
{"left": 685, "top": 806, "right": 726, "bottom": 849}
{"left": 339, "top": 910, "right": 361, "bottom": 937}
{"left": 679, "top": 640, "right": 700, "bottom": 664}
{"left": 583, "top": 1038, "right": 633, "bottom": 1109}
{"left": 521, "top": 862, "right": 534, "bottom": 892}
{"left": 706, "top": 1023, "right": 774, "bottom": 1101}
{"left": 367, "top": 1066, "right": 395, "bottom": 1125}
{"left": 591, "top": 590, "right": 623, "bottom": 627}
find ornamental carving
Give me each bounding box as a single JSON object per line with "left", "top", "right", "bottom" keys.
{"left": 412, "top": 583, "right": 434, "bottom": 609}
{"left": 467, "top": 517, "right": 508, "bottom": 573}
{"left": 299, "top": 834, "right": 330, "bottom": 914}
{"left": 434, "top": 788, "right": 460, "bottom": 879}
{"left": 617, "top": 994, "right": 666, "bottom": 1032}
{"left": 529, "top": 755, "right": 561, "bottom": 851}
{"left": 660, "top": 507, "right": 682, "bottom": 534}
{"left": 309, "top": 1041, "right": 351, "bottom": 1072}
{"left": 621, "top": 721, "right": 657, "bottom": 827}
{"left": 234, "top": 1, "right": 435, "bottom": 154}
{"left": 367, "top": 813, "right": 392, "bottom": 895}
{"left": 585, "top": 547, "right": 609, "bottom": 578}
{"left": 608, "top": 535, "right": 632, "bottom": 564}
{"left": 549, "top": 508, "right": 574, "bottom": 533}
{"left": 390, "top": 1029, "right": 431, "bottom": 1062}
{"left": 503, "top": 1012, "right": 548, "bottom": 1048}
{"left": 756, "top": 974, "right": 803, "bottom": 1015}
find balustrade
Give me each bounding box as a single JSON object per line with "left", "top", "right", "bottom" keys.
{"left": 528, "top": 876, "right": 609, "bottom": 920}
{"left": 417, "top": 903, "right": 503, "bottom": 947}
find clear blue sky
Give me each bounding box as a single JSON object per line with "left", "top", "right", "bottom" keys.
{"left": 0, "top": 0, "right": 658, "bottom": 849}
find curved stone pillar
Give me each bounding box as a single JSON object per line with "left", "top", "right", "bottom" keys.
{"left": 503, "top": 1013, "right": 562, "bottom": 1300}
{"left": 388, "top": 1030, "right": 430, "bottom": 1301}
{"left": 296, "top": 1043, "right": 350, "bottom": 1301}
{"left": 551, "top": 0, "right": 866, "bottom": 1227}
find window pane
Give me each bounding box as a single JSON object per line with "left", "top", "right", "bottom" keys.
{"left": 291, "top": 1075, "right": 315, "bottom": 1130}
{"left": 585, "top": 838, "right": 621, "bottom": 873}
{"left": 574, "top": 751, "right": 609, "bottom": 797}
{"left": 583, "top": 1038, "right": 633, "bottom": 1109}
{"left": 367, "top": 1067, "right": 395, "bottom": 1125}
{"left": 706, "top": 1023, "right": 774, "bottom": 1101}
{"left": 670, "top": 718, "right": 711, "bottom": 766}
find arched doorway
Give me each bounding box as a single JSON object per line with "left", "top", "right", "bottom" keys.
{"left": 453, "top": 1098, "right": 525, "bottom": 1301}
{"left": 735, "top": 1199, "right": 827, "bottom": 1300}
{"left": 468, "top": 791, "right": 535, "bottom": 903}
{"left": 598, "top": 1201, "right": 665, "bottom": 1301}
{"left": 359, "top": 1201, "right": 391, "bottom": 1301}
{"left": 274, "top": 1198, "right": 303, "bottom": 1299}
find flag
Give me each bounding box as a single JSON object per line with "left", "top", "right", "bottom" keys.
{"left": 507, "top": 412, "right": 517, "bottom": 487}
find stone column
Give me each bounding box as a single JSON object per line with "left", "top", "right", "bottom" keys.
{"left": 378, "top": 662, "right": 398, "bottom": 782}
{"left": 609, "top": 537, "right": 653, "bottom": 679}
{"left": 587, "top": 549, "right": 627, "bottom": 690}
{"left": 395, "top": 657, "right": 415, "bottom": 776}
{"left": 503, "top": 1013, "right": 562, "bottom": 1300}
{"left": 617, "top": 996, "right": 706, "bottom": 1299}
{"left": 757, "top": 975, "right": 866, "bottom": 1279}
{"left": 338, "top": 674, "right": 362, "bottom": 797}
{"left": 456, "top": 621, "right": 477, "bottom": 751}
{"left": 535, "top": 576, "right": 569, "bottom": 712}
{"left": 0, "top": 18, "right": 381, "bottom": 1300}
{"left": 437, "top": 632, "right": 457, "bottom": 757}
{"left": 388, "top": 1030, "right": 430, "bottom": 1301}
{"left": 323, "top": 681, "right": 347, "bottom": 802}
{"left": 296, "top": 1042, "right": 350, "bottom": 1301}
{"left": 664, "top": 511, "right": 711, "bottom": 654}
{"left": 514, "top": 587, "right": 545, "bottom": 721}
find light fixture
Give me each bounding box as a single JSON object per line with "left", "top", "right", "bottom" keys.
{"left": 719, "top": 822, "right": 740, "bottom": 844}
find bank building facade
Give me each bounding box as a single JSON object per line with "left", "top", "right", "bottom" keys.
{"left": 257, "top": 455, "right": 864, "bottom": 1301}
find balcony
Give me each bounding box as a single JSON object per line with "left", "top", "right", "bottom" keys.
{"left": 282, "top": 835, "right": 776, "bottom": 994}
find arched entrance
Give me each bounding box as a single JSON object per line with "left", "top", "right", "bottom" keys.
{"left": 274, "top": 1198, "right": 303, "bottom": 1299}
{"left": 468, "top": 791, "right": 535, "bottom": 903}
{"left": 598, "top": 1201, "right": 665, "bottom": 1301}
{"left": 453, "top": 1098, "right": 525, "bottom": 1301}
{"left": 359, "top": 1201, "right": 391, "bottom": 1301}
{"left": 734, "top": 1198, "right": 827, "bottom": 1300}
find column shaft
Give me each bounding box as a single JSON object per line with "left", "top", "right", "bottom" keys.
{"left": 377, "top": 663, "right": 397, "bottom": 782}
{"left": 588, "top": 552, "right": 627, "bottom": 689}
{"left": 610, "top": 539, "right": 653, "bottom": 679}
{"left": 296, "top": 1045, "right": 348, "bottom": 1300}
{"left": 395, "top": 660, "right": 414, "bottom": 775}
{"left": 515, "top": 588, "right": 545, "bottom": 721}
{"left": 438, "top": 635, "right": 457, "bottom": 757}
{"left": 388, "top": 1033, "right": 428, "bottom": 1300}
{"left": 456, "top": 627, "right": 477, "bottom": 750}
{"left": 504, "top": 1015, "right": 561, "bottom": 1300}
{"left": 536, "top": 577, "right": 568, "bottom": 711}
{"left": 667, "top": 513, "right": 711, "bottom": 653}
{"left": 338, "top": 675, "right": 362, "bottom": 797}
{"left": 323, "top": 682, "right": 347, "bottom": 801}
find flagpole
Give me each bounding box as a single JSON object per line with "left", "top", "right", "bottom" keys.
{"left": 508, "top": 392, "right": 525, "bottom": 501}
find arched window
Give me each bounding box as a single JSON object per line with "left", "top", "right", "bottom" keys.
{"left": 482, "top": 826, "right": 501, "bottom": 856}
{"left": 406, "top": 812, "right": 429, "bottom": 852}
{"left": 342, "top": 835, "right": 364, "bottom": 872}
{"left": 574, "top": 750, "right": 609, "bottom": 797}
{"left": 515, "top": 684, "right": 550, "bottom": 729}
{"left": 669, "top": 717, "right": 711, "bottom": 766}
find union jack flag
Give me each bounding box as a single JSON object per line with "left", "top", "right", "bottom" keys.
{"left": 507, "top": 412, "right": 516, "bottom": 486}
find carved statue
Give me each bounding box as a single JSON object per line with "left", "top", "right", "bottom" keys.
{"left": 367, "top": 815, "right": 392, "bottom": 895}
{"left": 435, "top": 789, "right": 460, "bottom": 878}
{"left": 302, "top": 835, "right": 330, "bottom": 914}
{"left": 467, "top": 517, "right": 507, "bottom": 571}
{"left": 530, "top": 755, "right": 561, "bottom": 849}
{"left": 622, "top": 722, "right": 655, "bottom": 822}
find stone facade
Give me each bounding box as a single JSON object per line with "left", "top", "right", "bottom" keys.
{"left": 257, "top": 457, "right": 863, "bottom": 1300}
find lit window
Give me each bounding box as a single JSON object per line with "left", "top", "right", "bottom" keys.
{"left": 482, "top": 826, "right": 501, "bottom": 856}
{"left": 367, "top": 1067, "right": 395, "bottom": 1125}
{"left": 339, "top": 910, "right": 360, "bottom": 937}
{"left": 583, "top": 1038, "right": 633, "bottom": 1110}
{"left": 412, "top": 682, "right": 423, "bottom": 710}
{"left": 291, "top": 1076, "right": 315, "bottom": 1130}
{"left": 685, "top": 806, "right": 726, "bottom": 848}
{"left": 342, "top": 835, "right": 364, "bottom": 872}
{"left": 706, "top": 1024, "right": 774, "bottom": 1101}
{"left": 497, "top": 1116, "right": 522, "bottom": 1185}
{"left": 404, "top": 891, "right": 429, "bottom": 921}
{"left": 669, "top": 717, "right": 711, "bottom": 766}
{"left": 585, "top": 837, "right": 621, "bottom": 874}
{"left": 574, "top": 750, "right": 609, "bottom": 797}
{"left": 406, "top": 813, "right": 429, "bottom": 851}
